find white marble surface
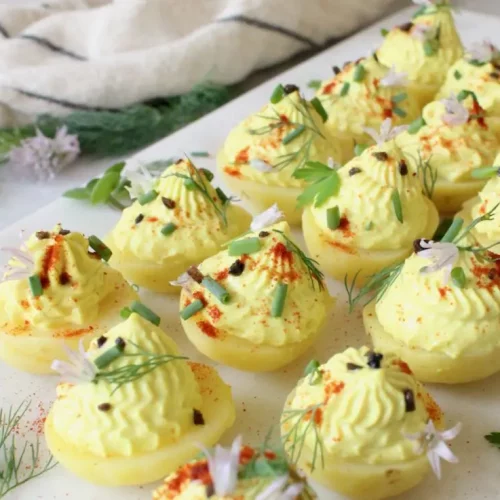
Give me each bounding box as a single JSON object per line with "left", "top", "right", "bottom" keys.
{"left": 1, "top": 0, "right": 499, "bottom": 229}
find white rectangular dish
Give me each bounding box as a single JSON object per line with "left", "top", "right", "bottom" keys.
{"left": 1, "top": 6, "right": 499, "bottom": 500}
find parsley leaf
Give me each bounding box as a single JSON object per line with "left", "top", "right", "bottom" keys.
{"left": 294, "top": 161, "right": 341, "bottom": 208}
{"left": 485, "top": 432, "right": 500, "bottom": 448}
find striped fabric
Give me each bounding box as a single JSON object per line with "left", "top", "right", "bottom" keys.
{"left": 0, "top": 0, "right": 400, "bottom": 127}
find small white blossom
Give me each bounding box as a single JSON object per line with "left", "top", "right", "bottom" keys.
{"left": 250, "top": 204, "right": 284, "bottom": 232}
{"left": 0, "top": 239, "right": 34, "bottom": 283}
{"left": 169, "top": 272, "right": 191, "bottom": 288}
{"left": 364, "top": 118, "right": 408, "bottom": 145}
{"left": 380, "top": 65, "right": 408, "bottom": 87}
{"left": 256, "top": 476, "right": 304, "bottom": 500}
{"left": 440, "top": 93, "right": 469, "bottom": 126}
{"left": 250, "top": 159, "right": 274, "bottom": 173}
{"left": 411, "top": 24, "right": 436, "bottom": 42}
{"left": 417, "top": 239, "right": 459, "bottom": 282}
{"left": 327, "top": 157, "right": 342, "bottom": 169}
{"left": 51, "top": 339, "right": 97, "bottom": 384}
{"left": 200, "top": 435, "right": 242, "bottom": 496}
{"left": 405, "top": 420, "right": 462, "bottom": 479}
{"left": 124, "top": 160, "right": 156, "bottom": 199}
{"left": 7, "top": 126, "right": 79, "bottom": 182}
{"left": 466, "top": 40, "right": 500, "bottom": 63}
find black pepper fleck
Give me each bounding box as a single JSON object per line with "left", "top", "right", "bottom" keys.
{"left": 399, "top": 22, "right": 414, "bottom": 32}
{"left": 135, "top": 214, "right": 144, "bottom": 224}
{"left": 373, "top": 51, "right": 379, "bottom": 63}
{"left": 332, "top": 65, "right": 341, "bottom": 75}
{"left": 413, "top": 239, "right": 428, "bottom": 253}
{"left": 193, "top": 409, "right": 205, "bottom": 425}
{"left": 491, "top": 72, "right": 500, "bottom": 80}
{"left": 372, "top": 152, "right": 389, "bottom": 161}
{"left": 187, "top": 265, "right": 204, "bottom": 284}
{"left": 366, "top": 351, "right": 384, "bottom": 369}
{"left": 205, "top": 484, "right": 215, "bottom": 497}
{"left": 229, "top": 259, "right": 245, "bottom": 276}
{"left": 259, "top": 231, "right": 270, "bottom": 238}
{"left": 59, "top": 272, "right": 70, "bottom": 285}
{"left": 162, "top": 197, "right": 176, "bottom": 209}
{"left": 404, "top": 389, "right": 416, "bottom": 412}
{"left": 284, "top": 84, "right": 299, "bottom": 94}
{"left": 349, "top": 167, "right": 362, "bottom": 176}
{"left": 98, "top": 403, "right": 112, "bottom": 412}
{"left": 97, "top": 336, "right": 107, "bottom": 348}
{"left": 59, "top": 229, "right": 71, "bottom": 236}
{"left": 346, "top": 362, "right": 363, "bottom": 371}
{"left": 35, "top": 231, "right": 50, "bottom": 240}
{"left": 488, "top": 269, "right": 497, "bottom": 280}
{"left": 115, "top": 337, "right": 126, "bottom": 350}
{"left": 398, "top": 159, "right": 408, "bottom": 176}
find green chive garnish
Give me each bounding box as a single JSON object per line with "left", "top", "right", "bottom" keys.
{"left": 28, "top": 275, "right": 43, "bottom": 297}
{"left": 216, "top": 187, "right": 229, "bottom": 205}
{"left": 94, "top": 343, "right": 126, "bottom": 370}
{"left": 354, "top": 143, "right": 368, "bottom": 156}
{"left": 392, "top": 93, "right": 408, "bottom": 103}
{"left": 471, "top": 166, "right": 499, "bottom": 179}
{"left": 304, "top": 359, "right": 322, "bottom": 384}
{"left": 161, "top": 223, "right": 177, "bottom": 236}
{"left": 138, "top": 190, "right": 158, "bottom": 205}
{"left": 184, "top": 179, "right": 196, "bottom": 190}
{"left": 88, "top": 235, "right": 112, "bottom": 262}
{"left": 381, "top": 28, "right": 389, "bottom": 37}
{"left": 340, "top": 82, "right": 350, "bottom": 96}
{"left": 423, "top": 41, "right": 436, "bottom": 56}
{"left": 270, "top": 84, "right": 285, "bottom": 104}
{"left": 90, "top": 171, "right": 120, "bottom": 205}
{"left": 440, "top": 217, "right": 464, "bottom": 242}
{"left": 201, "top": 277, "right": 230, "bottom": 304}
{"left": 327, "top": 206, "right": 341, "bottom": 230}
{"left": 271, "top": 282, "right": 288, "bottom": 318}
{"left": 393, "top": 107, "right": 407, "bottom": 118}
{"left": 200, "top": 168, "right": 214, "bottom": 181}
{"left": 307, "top": 80, "right": 322, "bottom": 90}
{"left": 310, "top": 97, "right": 328, "bottom": 122}
{"left": 191, "top": 151, "right": 210, "bottom": 158}
{"left": 120, "top": 307, "right": 132, "bottom": 320}
{"left": 454, "top": 70, "right": 462, "bottom": 80}
{"left": 457, "top": 89, "right": 470, "bottom": 102}
{"left": 282, "top": 124, "right": 305, "bottom": 145}
{"left": 353, "top": 64, "right": 366, "bottom": 82}
{"left": 130, "top": 301, "right": 161, "bottom": 326}
{"left": 451, "top": 267, "right": 466, "bottom": 288}
{"left": 365, "top": 221, "right": 374, "bottom": 231}
{"left": 180, "top": 299, "right": 205, "bottom": 320}
{"left": 391, "top": 190, "right": 403, "bottom": 223}
{"left": 408, "top": 116, "right": 426, "bottom": 134}
{"left": 228, "top": 237, "right": 262, "bottom": 256}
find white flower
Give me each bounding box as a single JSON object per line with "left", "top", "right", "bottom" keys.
{"left": 51, "top": 339, "right": 97, "bottom": 384}
{"left": 413, "top": 0, "right": 437, "bottom": 6}
{"left": 7, "top": 126, "right": 79, "bottom": 182}
{"left": 466, "top": 40, "right": 500, "bottom": 63}
{"left": 250, "top": 159, "right": 274, "bottom": 173}
{"left": 0, "top": 239, "right": 34, "bottom": 283}
{"left": 250, "top": 204, "right": 284, "bottom": 232}
{"left": 256, "top": 476, "right": 304, "bottom": 500}
{"left": 200, "top": 435, "right": 242, "bottom": 496}
{"left": 124, "top": 160, "right": 156, "bottom": 199}
{"left": 327, "top": 157, "right": 341, "bottom": 169}
{"left": 364, "top": 118, "right": 408, "bottom": 145}
{"left": 440, "top": 93, "right": 470, "bottom": 126}
{"left": 416, "top": 239, "right": 459, "bottom": 282}
{"left": 411, "top": 24, "right": 436, "bottom": 42}
{"left": 169, "top": 272, "right": 191, "bottom": 288}
{"left": 380, "top": 65, "right": 408, "bottom": 87}
{"left": 405, "top": 420, "right": 462, "bottom": 479}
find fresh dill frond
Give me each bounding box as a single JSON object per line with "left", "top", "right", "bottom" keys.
{"left": 273, "top": 230, "right": 325, "bottom": 291}
{"left": 454, "top": 202, "right": 500, "bottom": 245}
{"left": 415, "top": 151, "right": 437, "bottom": 199}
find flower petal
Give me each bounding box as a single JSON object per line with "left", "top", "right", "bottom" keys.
{"left": 250, "top": 204, "right": 284, "bottom": 231}
{"left": 433, "top": 440, "right": 459, "bottom": 464}
{"left": 250, "top": 159, "right": 274, "bottom": 172}
{"left": 255, "top": 476, "right": 289, "bottom": 500}
{"left": 440, "top": 422, "right": 462, "bottom": 441}
{"left": 427, "top": 449, "right": 443, "bottom": 479}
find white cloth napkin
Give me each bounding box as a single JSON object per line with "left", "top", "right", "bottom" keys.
{"left": 0, "top": 0, "right": 400, "bottom": 127}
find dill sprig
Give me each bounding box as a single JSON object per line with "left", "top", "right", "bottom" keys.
{"left": 281, "top": 404, "right": 325, "bottom": 473}
{"left": 0, "top": 400, "right": 56, "bottom": 498}
{"left": 415, "top": 152, "right": 437, "bottom": 199}
{"left": 345, "top": 262, "right": 404, "bottom": 312}
{"left": 454, "top": 202, "right": 499, "bottom": 245}
{"left": 273, "top": 230, "right": 325, "bottom": 291}
{"left": 95, "top": 341, "right": 187, "bottom": 392}
{"left": 161, "top": 162, "right": 228, "bottom": 227}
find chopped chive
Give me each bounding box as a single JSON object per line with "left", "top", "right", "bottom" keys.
{"left": 354, "top": 143, "right": 368, "bottom": 156}
{"left": 304, "top": 359, "right": 322, "bottom": 384}
{"left": 391, "top": 190, "right": 403, "bottom": 223}
{"left": 440, "top": 217, "right": 464, "bottom": 242}
{"left": 451, "top": 267, "right": 466, "bottom": 288}
{"left": 200, "top": 168, "right": 214, "bottom": 181}
{"left": 340, "top": 82, "right": 350, "bottom": 96}
{"left": 201, "top": 277, "right": 230, "bottom": 304}
{"left": 215, "top": 187, "right": 229, "bottom": 205}
{"left": 310, "top": 97, "right": 328, "bottom": 122}
{"left": 457, "top": 89, "right": 471, "bottom": 102}
{"left": 90, "top": 171, "right": 120, "bottom": 205}
{"left": 423, "top": 40, "right": 436, "bottom": 57}
{"left": 138, "top": 190, "right": 158, "bottom": 205}
{"left": 180, "top": 299, "right": 205, "bottom": 320}
{"left": 454, "top": 70, "right": 462, "bottom": 80}
{"left": 353, "top": 64, "right": 366, "bottom": 82}
{"left": 28, "top": 275, "right": 43, "bottom": 297}
{"left": 393, "top": 107, "right": 407, "bottom": 118}
{"left": 468, "top": 59, "right": 485, "bottom": 67}
{"left": 190, "top": 151, "right": 210, "bottom": 158}
{"left": 130, "top": 301, "right": 161, "bottom": 326}
{"left": 120, "top": 307, "right": 132, "bottom": 320}
{"left": 270, "top": 84, "right": 285, "bottom": 104}
{"left": 326, "top": 206, "right": 341, "bottom": 230}
{"left": 381, "top": 28, "right": 389, "bottom": 37}
{"left": 88, "top": 235, "right": 112, "bottom": 262}
{"left": 183, "top": 179, "right": 196, "bottom": 190}
{"left": 365, "top": 221, "right": 374, "bottom": 231}
{"left": 282, "top": 124, "right": 306, "bottom": 145}
{"left": 271, "top": 282, "right": 288, "bottom": 318}
{"left": 471, "top": 166, "right": 499, "bottom": 179}
{"left": 408, "top": 116, "right": 426, "bottom": 134}
{"left": 392, "top": 93, "right": 408, "bottom": 103}
{"left": 94, "top": 343, "right": 126, "bottom": 370}
{"left": 307, "top": 80, "right": 322, "bottom": 90}
{"left": 161, "top": 222, "right": 177, "bottom": 236}
{"left": 228, "top": 237, "right": 262, "bottom": 256}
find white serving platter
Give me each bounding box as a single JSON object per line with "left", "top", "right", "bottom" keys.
{"left": 1, "top": 6, "right": 500, "bottom": 500}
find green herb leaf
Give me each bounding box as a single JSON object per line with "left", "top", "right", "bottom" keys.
{"left": 63, "top": 187, "right": 91, "bottom": 200}
{"left": 485, "top": 432, "right": 500, "bottom": 448}
{"left": 28, "top": 275, "right": 43, "bottom": 297}
{"left": 326, "top": 206, "right": 341, "bottom": 229}
{"left": 310, "top": 97, "right": 328, "bottom": 122}
{"left": 270, "top": 84, "right": 285, "bottom": 104}
{"left": 282, "top": 124, "right": 306, "bottom": 145}
{"left": 391, "top": 189, "right": 403, "bottom": 223}
{"left": 450, "top": 266, "right": 466, "bottom": 288}
{"left": 130, "top": 301, "right": 161, "bottom": 326}
{"left": 391, "top": 93, "right": 408, "bottom": 104}
{"left": 381, "top": 28, "right": 389, "bottom": 37}
{"left": 471, "top": 166, "right": 499, "bottom": 179}
{"left": 408, "top": 116, "right": 426, "bottom": 134}
{"left": 90, "top": 171, "right": 120, "bottom": 205}
{"left": 307, "top": 80, "right": 322, "bottom": 90}
{"left": 393, "top": 107, "right": 407, "bottom": 118}
{"left": 340, "top": 82, "right": 350, "bottom": 96}
{"left": 105, "top": 161, "right": 126, "bottom": 175}
{"left": 295, "top": 161, "right": 341, "bottom": 208}
{"left": 454, "top": 70, "right": 462, "bottom": 80}
{"left": 441, "top": 217, "right": 464, "bottom": 242}
{"left": 271, "top": 282, "right": 288, "bottom": 318}
{"left": 304, "top": 359, "right": 322, "bottom": 385}
{"left": 353, "top": 64, "right": 366, "bottom": 82}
